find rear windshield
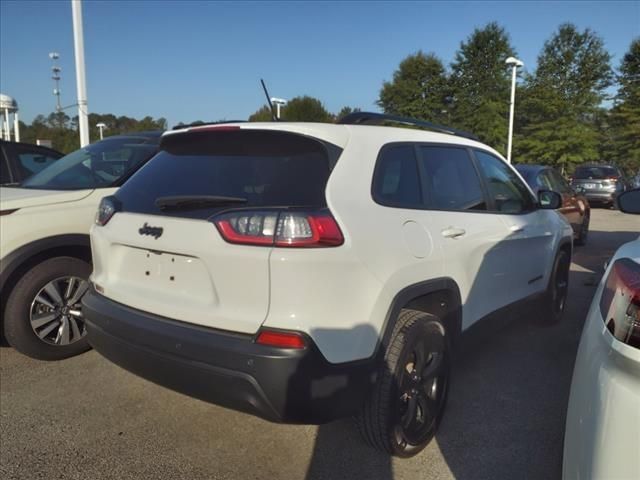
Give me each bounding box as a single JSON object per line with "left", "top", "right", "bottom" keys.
{"left": 115, "top": 129, "right": 341, "bottom": 219}
{"left": 573, "top": 166, "right": 618, "bottom": 179}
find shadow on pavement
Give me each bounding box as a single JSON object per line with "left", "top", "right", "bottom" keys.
{"left": 433, "top": 281, "right": 587, "bottom": 480}
{"left": 305, "top": 420, "right": 393, "bottom": 480}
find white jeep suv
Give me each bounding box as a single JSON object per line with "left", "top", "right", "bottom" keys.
{"left": 82, "top": 114, "right": 573, "bottom": 456}
{"left": 0, "top": 132, "right": 161, "bottom": 360}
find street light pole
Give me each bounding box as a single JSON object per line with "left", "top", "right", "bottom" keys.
{"left": 96, "top": 122, "right": 106, "bottom": 140}
{"left": 71, "top": 0, "right": 90, "bottom": 147}
{"left": 505, "top": 57, "right": 523, "bottom": 164}
{"left": 270, "top": 97, "right": 287, "bottom": 120}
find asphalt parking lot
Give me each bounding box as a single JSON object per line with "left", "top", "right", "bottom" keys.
{"left": 1, "top": 208, "right": 639, "bottom": 480}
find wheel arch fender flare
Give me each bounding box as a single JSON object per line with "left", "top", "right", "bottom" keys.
{"left": 375, "top": 278, "right": 462, "bottom": 360}
{"left": 0, "top": 234, "right": 91, "bottom": 296}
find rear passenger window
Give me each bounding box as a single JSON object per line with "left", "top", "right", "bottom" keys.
{"left": 373, "top": 145, "right": 422, "bottom": 208}
{"left": 419, "top": 146, "right": 486, "bottom": 211}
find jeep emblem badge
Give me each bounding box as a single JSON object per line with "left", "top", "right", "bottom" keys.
{"left": 139, "top": 223, "right": 163, "bottom": 239}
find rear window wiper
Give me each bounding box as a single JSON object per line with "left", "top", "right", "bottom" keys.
{"left": 155, "top": 195, "right": 248, "bottom": 210}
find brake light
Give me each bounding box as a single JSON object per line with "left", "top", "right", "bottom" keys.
{"left": 188, "top": 125, "right": 241, "bottom": 132}
{"left": 256, "top": 329, "right": 307, "bottom": 349}
{"left": 213, "top": 210, "right": 343, "bottom": 247}
{"left": 600, "top": 258, "right": 640, "bottom": 349}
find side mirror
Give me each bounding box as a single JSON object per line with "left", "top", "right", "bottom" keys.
{"left": 538, "top": 190, "right": 562, "bottom": 209}
{"left": 616, "top": 189, "right": 640, "bottom": 214}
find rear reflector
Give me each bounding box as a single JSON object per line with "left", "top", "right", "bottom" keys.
{"left": 600, "top": 258, "right": 640, "bottom": 349}
{"left": 256, "top": 329, "right": 307, "bottom": 349}
{"left": 213, "top": 209, "right": 343, "bottom": 247}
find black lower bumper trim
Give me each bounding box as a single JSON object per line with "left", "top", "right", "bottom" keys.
{"left": 83, "top": 289, "right": 376, "bottom": 424}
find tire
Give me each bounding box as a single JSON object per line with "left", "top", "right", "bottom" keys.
{"left": 574, "top": 214, "right": 589, "bottom": 246}
{"left": 542, "top": 249, "right": 570, "bottom": 324}
{"left": 356, "top": 309, "right": 450, "bottom": 457}
{"left": 3, "top": 256, "right": 92, "bottom": 360}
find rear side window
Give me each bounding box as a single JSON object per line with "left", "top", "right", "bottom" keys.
{"left": 574, "top": 166, "right": 618, "bottom": 179}
{"left": 420, "top": 146, "right": 486, "bottom": 211}
{"left": 372, "top": 145, "right": 422, "bottom": 208}
{"left": 116, "top": 130, "right": 339, "bottom": 219}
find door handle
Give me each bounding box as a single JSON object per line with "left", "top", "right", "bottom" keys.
{"left": 441, "top": 227, "right": 466, "bottom": 239}
{"left": 510, "top": 225, "right": 525, "bottom": 233}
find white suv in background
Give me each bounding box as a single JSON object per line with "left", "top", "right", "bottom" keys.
{"left": 0, "top": 132, "right": 161, "bottom": 360}
{"left": 82, "top": 113, "right": 573, "bottom": 456}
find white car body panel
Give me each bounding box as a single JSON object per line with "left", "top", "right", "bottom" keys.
{"left": 90, "top": 123, "right": 572, "bottom": 363}
{"left": 563, "top": 238, "right": 640, "bottom": 480}
{"left": 90, "top": 212, "right": 272, "bottom": 334}
{"left": 1, "top": 187, "right": 116, "bottom": 260}
{"left": 0, "top": 186, "right": 93, "bottom": 209}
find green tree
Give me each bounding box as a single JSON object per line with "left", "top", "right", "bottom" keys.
{"left": 608, "top": 38, "right": 640, "bottom": 175}
{"left": 335, "top": 106, "right": 360, "bottom": 121}
{"left": 249, "top": 96, "right": 333, "bottom": 122}
{"left": 449, "top": 22, "right": 516, "bottom": 152}
{"left": 248, "top": 105, "right": 274, "bottom": 121}
{"left": 515, "top": 24, "right": 613, "bottom": 172}
{"left": 378, "top": 51, "right": 449, "bottom": 123}
{"left": 280, "top": 96, "right": 333, "bottom": 122}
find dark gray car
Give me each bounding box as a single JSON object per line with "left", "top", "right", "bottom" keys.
{"left": 569, "top": 164, "right": 627, "bottom": 207}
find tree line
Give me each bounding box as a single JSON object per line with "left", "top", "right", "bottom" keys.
{"left": 16, "top": 22, "right": 638, "bottom": 175}
{"left": 248, "top": 23, "right": 639, "bottom": 175}
{"left": 17, "top": 112, "right": 167, "bottom": 153}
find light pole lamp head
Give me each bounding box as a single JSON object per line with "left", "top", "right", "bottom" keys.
{"left": 270, "top": 97, "right": 287, "bottom": 106}
{"left": 505, "top": 57, "right": 524, "bottom": 68}
{"left": 49, "top": 52, "right": 60, "bottom": 60}
{"left": 96, "top": 122, "right": 107, "bottom": 129}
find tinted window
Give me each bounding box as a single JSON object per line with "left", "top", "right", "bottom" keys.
{"left": 574, "top": 166, "right": 618, "bottom": 179}
{"left": 372, "top": 145, "right": 421, "bottom": 208}
{"left": 420, "top": 146, "right": 486, "bottom": 211}
{"left": 14, "top": 146, "right": 60, "bottom": 178}
{"left": 548, "top": 169, "right": 571, "bottom": 193}
{"left": 21, "top": 136, "right": 158, "bottom": 190}
{"left": 117, "top": 130, "right": 338, "bottom": 219}
{"left": 0, "top": 154, "right": 10, "bottom": 184}
{"left": 474, "top": 150, "right": 535, "bottom": 213}
{"left": 537, "top": 171, "right": 554, "bottom": 190}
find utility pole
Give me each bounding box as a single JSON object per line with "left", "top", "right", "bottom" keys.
{"left": 505, "top": 57, "right": 524, "bottom": 164}
{"left": 71, "top": 0, "right": 89, "bottom": 147}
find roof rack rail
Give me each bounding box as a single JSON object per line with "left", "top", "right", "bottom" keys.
{"left": 337, "top": 112, "right": 478, "bottom": 141}
{"left": 172, "top": 120, "right": 246, "bottom": 131}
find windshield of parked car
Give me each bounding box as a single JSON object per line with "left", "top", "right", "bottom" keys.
{"left": 20, "top": 136, "right": 158, "bottom": 190}
{"left": 573, "top": 166, "right": 618, "bottom": 179}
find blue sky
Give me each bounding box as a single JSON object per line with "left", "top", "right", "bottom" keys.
{"left": 1, "top": 1, "right": 638, "bottom": 127}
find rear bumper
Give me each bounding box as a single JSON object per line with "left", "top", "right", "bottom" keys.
{"left": 83, "top": 288, "right": 376, "bottom": 424}
{"left": 582, "top": 191, "right": 616, "bottom": 204}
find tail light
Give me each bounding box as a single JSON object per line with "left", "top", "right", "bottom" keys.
{"left": 256, "top": 329, "right": 307, "bottom": 349}
{"left": 600, "top": 258, "right": 640, "bottom": 349}
{"left": 95, "top": 196, "right": 120, "bottom": 226}
{"left": 213, "top": 209, "right": 343, "bottom": 247}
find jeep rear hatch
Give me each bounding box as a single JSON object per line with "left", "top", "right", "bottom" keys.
{"left": 91, "top": 128, "right": 342, "bottom": 333}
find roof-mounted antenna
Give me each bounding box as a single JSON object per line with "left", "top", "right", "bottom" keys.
{"left": 260, "top": 79, "right": 277, "bottom": 121}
